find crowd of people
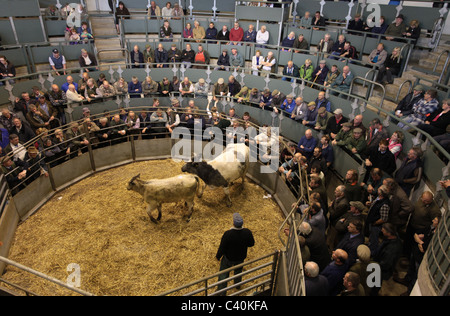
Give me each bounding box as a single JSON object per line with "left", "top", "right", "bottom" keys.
{"left": 0, "top": 1, "right": 447, "bottom": 297}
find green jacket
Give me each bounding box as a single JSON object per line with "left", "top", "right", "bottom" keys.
{"left": 315, "top": 112, "right": 332, "bottom": 131}
{"left": 334, "top": 129, "right": 351, "bottom": 146}
{"left": 299, "top": 64, "right": 313, "bottom": 81}
{"left": 344, "top": 135, "right": 367, "bottom": 154}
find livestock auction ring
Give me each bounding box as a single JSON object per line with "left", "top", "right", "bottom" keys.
{"left": 2, "top": 158, "right": 284, "bottom": 296}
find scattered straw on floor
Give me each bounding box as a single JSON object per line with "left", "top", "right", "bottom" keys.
{"left": 3, "top": 159, "right": 284, "bottom": 296}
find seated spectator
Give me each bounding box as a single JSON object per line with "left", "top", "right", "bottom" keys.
{"left": 230, "top": 22, "right": 244, "bottom": 45}
{"left": 317, "top": 33, "right": 334, "bottom": 55}
{"left": 256, "top": 25, "right": 269, "bottom": 48}
{"left": 251, "top": 50, "right": 263, "bottom": 76}
{"left": 300, "top": 11, "right": 312, "bottom": 28}
{"left": 281, "top": 32, "right": 296, "bottom": 51}
{"left": 150, "top": 109, "right": 168, "bottom": 138}
{"left": 299, "top": 59, "right": 314, "bottom": 82}
{"left": 1, "top": 155, "right": 27, "bottom": 195}
{"left": 376, "top": 47, "right": 402, "bottom": 84}
{"left": 332, "top": 122, "right": 352, "bottom": 147}
{"left": 394, "top": 147, "right": 423, "bottom": 196}
{"left": 282, "top": 60, "right": 300, "bottom": 82}
{"left": 68, "top": 27, "right": 81, "bottom": 44}
{"left": 161, "top": 1, "right": 173, "bottom": 18}
{"left": 155, "top": 43, "right": 169, "bottom": 68}
{"left": 393, "top": 85, "right": 424, "bottom": 122}
{"left": 397, "top": 89, "right": 439, "bottom": 129}
{"left": 236, "top": 87, "right": 250, "bottom": 104}
{"left": 347, "top": 13, "right": 365, "bottom": 34}
{"left": 113, "top": 77, "right": 128, "bottom": 95}
{"left": 167, "top": 44, "right": 182, "bottom": 64}
{"left": 193, "top": 45, "right": 210, "bottom": 69}
{"left": 194, "top": 78, "right": 209, "bottom": 99}
{"left": 230, "top": 48, "right": 244, "bottom": 71}
{"left": 79, "top": 49, "right": 98, "bottom": 72}
{"left": 44, "top": 5, "right": 62, "bottom": 20}
{"left": 330, "top": 34, "right": 346, "bottom": 59}
{"left": 227, "top": 75, "right": 241, "bottom": 97}
{"left": 172, "top": 3, "right": 183, "bottom": 19}
{"left": 369, "top": 43, "right": 387, "bottom": 66}
{"left": 130, "top": 45, "right": 144, "bottom": 69}
{"left": 248, "top": 88, "right": 261, "bottom": 105}
{"left": 215, "top": 49, "right": 230, "bottom": 71}
{"left": 183, "top": 23, "right": 193, "bottom": 40}
{"left": 205, "top": 22, "right": 218, "bottom": 43}
{"left": 61, "top": 76, "right": 77, "bottom": 93}
{"left": 329, "top": 66, "right": 354, "bottom": 97}
{"left": 181, "top": 44, "right": 195, "bottom": 68}
{"left": 143, "top": 44, "right": 155, "bottom": 66}
{"left": 338, "top": 42, "right": 358, "bottom": 62}
{"left": 312, "top": 11, "right": 326, "bottom": 30}
{"left": 303, "top": 102, "right": 319, "bottom": 128}
{"left": 179, "top": 77, "right": 194, "bottom": 97}
{"left": 270, "top": 89, "right": 285, "bottom": 110}
{"left": 293, "top": 34, "right": 309, "bottom": 53}
{"left": 311, "top": 60, "right": 329, "bottom": 87}
{"left": 142, "top": 76, "right": 159, "bottom": 96}
{"left": 147, "top": 1, "right": 161, "bottom": 18}
{"left": 193, "top": 21, "right": 205, "bottom": 43}
{"left": 128, "top": 76, "right": 142, "bottom": 98}
{"left": 349, "top": 114, "right": 367, "bottom": 138}
{"left": 298, "top": 129, "right": 317, "bottom": 160}
{"left": 160, "top": 20, "right": 173, "bottom": 42}
{"left": 403, "top": 19, "right": 421, "bottom": 45}
{"left": 0, "top": 55, "right": 16, "bottom": 85}
{"left": 85, "top": 78, "right": 103, "bottom": 102}
{"left": 259, "top": 88, "right": 272, "bottom": 110}
{"left": 49, "top": 49, "right": 66, "bottom": 76}
{"left": 109, "top": 114, "right": 128, "bottom": 143}
{"left": 65, "top": 121, "right": 90, "bottom": 154}
{"left": 216, "top": 25, "right": 230, "bottom": 43}
{"left": 369, "top": 16, "right": 388, "bottom": 35}
{"left": 243, "top": 24, "right": 257, "bottom": 44}
{"left": 418, "top": 99, "right": 450, "bottom": 137}
{"left": 385, "top": 14, "right": 407, "bottom": 41}
{"left": 80, "top": 25, "right": 94, "bottom": 42}
{"left": 212, "top": 78, "right": 229, "bottom": 101}
{"left": 324, "top": 65, "right": 340, "bottom": 87}
{"left": 278, "top": 94, "right": 296, "bottom": 116}
{"left": 158, "top": 77, "right": 173, "bottom": 97}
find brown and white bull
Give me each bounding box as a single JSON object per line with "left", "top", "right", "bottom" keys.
{"left": 181, "top": 143, "right": 250, "bottom": 207}
{"left": 127, "top": 173, "right": 203, "bottom": 223}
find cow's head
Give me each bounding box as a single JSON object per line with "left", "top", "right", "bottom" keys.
{"left": 181, "top": 162, "right": 199, "bottom": 174}
{"left": 127, "top": 173, "right": 141, "bottom": 190}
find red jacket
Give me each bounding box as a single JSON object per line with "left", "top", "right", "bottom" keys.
{"left": 229, "top": 27, "right": 244, "bottom": 42}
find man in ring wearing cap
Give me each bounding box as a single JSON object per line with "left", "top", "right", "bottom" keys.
{"left": 215, "top": 212, "right": 255, "bottom": 295}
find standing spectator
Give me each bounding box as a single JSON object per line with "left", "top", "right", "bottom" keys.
{"left": 215, "top": 213, "right": 255, "bottom": 295}
{"left": 336, "top": 219, "right": 365, "bottom": 266}
{"left": 304, "top": 261, "right": 329, "bottom": 296}
{"left": 229, "top": 22, "right": 244, "bottom": 45}
{"left": 297, "top": 129, "right": 317, "bottom": 160}
{"left": 394, "top": 147, "right": 423, "bottom": 197}
{"left": 48, "top": 84, "right": 67, "bottom": 124}
{"left": 320, "top": 249, "right": 349, "bottom": 296}
{"left": 299, "top": 222, "right": 331, "bottom": 272}
{"left": 49, "top": 49, "right": 66, "bottom": 76}
{"left": 339, "top": 272, "right": 365, "bottom": 296}
{"left": 366, "top": 118, "right": 389, "bottom": 152}
{"left": 114, "top": 1, "right": 130, "bottom": 34}
{"left": 388, "top": 130, "right": 404, "bottom": 160}
{"left": 365, "top": 185, "right": 391, "bottom": 256}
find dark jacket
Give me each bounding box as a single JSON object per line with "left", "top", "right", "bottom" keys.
{"left": 373, "top": 237, "right": 403, "bottom": 280}
{"left": 302, "top": 227, "right": 331, "bottom": 272}
{"left": 216, "top": 228, "right": 255, "bottom": 262}
{"left": 395, "top": 92, "right": 424, "bottom": 116}
{"left": 366, "top": 146, "right": 397, "bottom": 175}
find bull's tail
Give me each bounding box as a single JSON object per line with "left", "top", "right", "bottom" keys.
{"left": 194, "top": 175, "right": 205, "bottom": 198}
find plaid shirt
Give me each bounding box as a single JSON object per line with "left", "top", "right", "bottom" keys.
{"left": 410, "top": 98, "right": 439, "bottom": 123}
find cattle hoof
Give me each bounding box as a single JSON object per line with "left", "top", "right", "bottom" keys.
{"left": 150, "top": 217, "right": 158, "bottom": 224}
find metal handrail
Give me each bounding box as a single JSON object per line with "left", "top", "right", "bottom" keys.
{"left": 394, "top": 79, "right": 413, "bottom": 103}
{"left": 349, "top": 76, "right": 386, "bottom": 110}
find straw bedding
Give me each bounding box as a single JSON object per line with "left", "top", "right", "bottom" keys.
{"left": 3, "top": 159, "right": 284, "bottom": 296}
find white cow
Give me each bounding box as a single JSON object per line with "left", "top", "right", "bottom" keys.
{"left": 127, "top": 173, "right": 203, "bottom": 223}
{"left": 181, "top": 143, "right": 250, "bottom": 207}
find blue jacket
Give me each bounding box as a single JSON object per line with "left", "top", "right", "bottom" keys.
{"left": 298, "top": 136, "right": 317, "bottom": 158}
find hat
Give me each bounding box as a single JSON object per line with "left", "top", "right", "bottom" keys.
{"left": 272, "top": 89, "right": 280, "bottom": 96}
{"left": 319, "top": 59, "right": 326, "bottom": 64}
{"left": 82, "top": 107, "right": 90, "bottom": 113}
{"left": 52, "top": 48, "right": 59, "bottom": 54}
{"left": 334, "top": 108, "right": 343, "bottom": 115}
{"left": 342, "top": 122, "right": 352, "bottom": 128}
{"left": 171, "top": 43, "right": 177, "bottom": 47}
{"left": 396, "top": 14, "right": 404, "bottom": 20}
{"left": 357, "top": 244, "right": 371, "bottom": 263}
{"left": 198, "top": 78, "right": 205, "bottom": 84}
{"left": 171, "top": 98, "right": 179, "bottom": 105}
{"left": 413, "top": 84, "right": 424, "bottom": 91}
{"left": 318, "top": 107, "right": 326, "bottom": 114}
{"left": 218, "top": 78, "right": 224, "bottom": 84}
{"left": 308, "top": 101, "right": 316, "bottom": 107}
{"left": 353, "top": 128, "right": 363, "bottom": 133}
{"left": 350, "top": 201, "right": 366, "bottom": 211}
{"left": 233, "top": 213, "right": 243, "bottom": 228}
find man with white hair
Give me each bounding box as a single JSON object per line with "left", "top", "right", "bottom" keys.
{"left": 299, "top": 222, "right": 331, "bottom": 272}
{"left": 304, "top": 261, "right": 329, "bottom": 296}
